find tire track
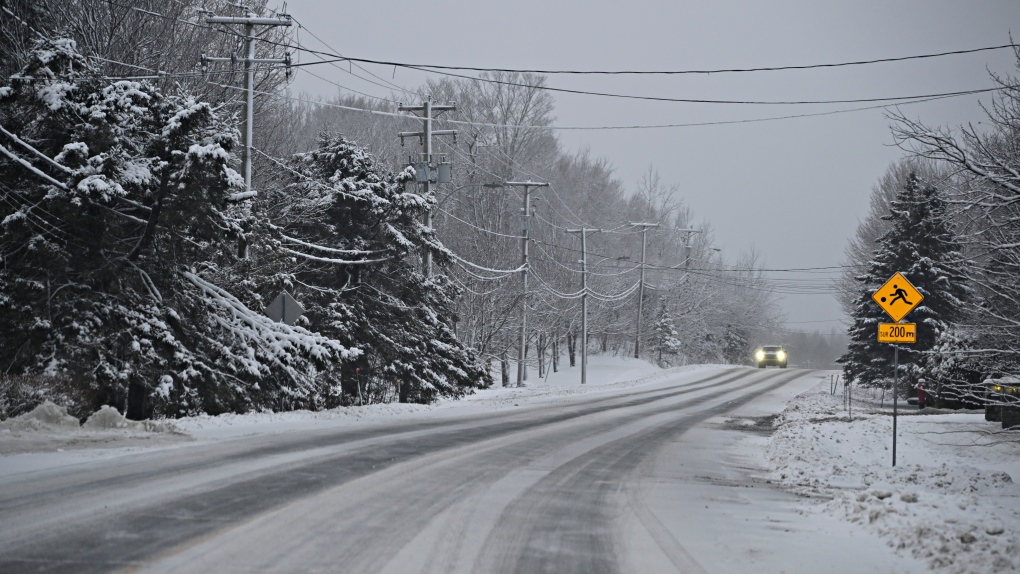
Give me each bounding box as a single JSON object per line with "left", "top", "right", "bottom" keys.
{"left": 0, "top": 368, "right": 758, "bottom": 573}
{"left": 474, "top": 370, "right": 812, "bottom": 574}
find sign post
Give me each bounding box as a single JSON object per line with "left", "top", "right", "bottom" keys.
{"left": 872, "top": 272, "right": 923, "bottom": 467}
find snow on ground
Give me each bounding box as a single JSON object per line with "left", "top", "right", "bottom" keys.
{"left": 177, "top": 355, "right": 692, "bottom": 439}
{"left": 0, "top": 356, "right": 699, "bottom": 471}
{"left": 6, "top": 360, "right": 1020, "bottom": 572}
{"left": 765, "top": 380, "right": 1020, "bottom": 574}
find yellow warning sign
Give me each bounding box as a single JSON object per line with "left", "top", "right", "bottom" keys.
{"left": 872, "top": 272, "right": 923, "bottom": 322}
{"left": 877, "top": 323, "right": 917, "bottom": 344}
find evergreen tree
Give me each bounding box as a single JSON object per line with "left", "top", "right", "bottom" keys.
{"left": 721, "top": 324, "right": 751, "bottom": 365}
{"left": 652, "top": 306, "right": 682, "bottom": 367}
{"left": 270, "top": 134, "right": 491, "bottom": 404}
{"left": 0, "top": 39, "right": 346, "bottom": 418}
{"left": 840, "top": 173, "right": 969, "bottom": 386}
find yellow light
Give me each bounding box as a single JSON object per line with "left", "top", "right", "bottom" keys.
{"left": 994, "top": 385, "right": 1002, "bottom": 392}
{"left": 756, "top": 351, "right": 765, "bottom": 360}
{"left": 777, "top": 351, "right": 786, "bottom": 360}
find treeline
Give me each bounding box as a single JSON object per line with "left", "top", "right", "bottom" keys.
{"left": 0, "top": 1, "right": 782, "bottom": 419}
{"left": 838, "top": 48, "right": 1020, "bottom": 407}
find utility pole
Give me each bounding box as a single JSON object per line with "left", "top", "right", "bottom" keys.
{"left": 566, "top": 227, "right": 601, "bottom": 384}
{"left": 506, "top": 181, "right": 548, "bottom": 386}
{"left": 631, "top": 222, "right": 659, "bottom": 359}
{"left": 203, "top": 8, "right": 292, "bottom": 198}
{"left": 398, "top": 96, "right": 457, "bottom": 276}
{"left": 674, "top": 228, "right": 704, "bottom": 270}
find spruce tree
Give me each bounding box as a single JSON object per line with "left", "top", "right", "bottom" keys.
{"left": 0, "top": 39, "right": 345, "bottom": 418}
{"left": 652, "top": 305, "right": 681, "bottom": 367}
{"left": 271, "top": 134, "right": 491, "bottom": 404}
{"left": 840, "top": 173, "right": 969, "bottom": 386}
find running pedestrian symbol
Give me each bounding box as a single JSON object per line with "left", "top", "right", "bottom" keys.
{"left": 872, "top": 272, "right": 923, "bottom": 322}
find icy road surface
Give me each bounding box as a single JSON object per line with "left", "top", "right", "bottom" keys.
{"left": 0, "top": 367, "right": 924, "bottom": 573}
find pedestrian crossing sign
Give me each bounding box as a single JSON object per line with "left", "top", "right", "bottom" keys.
{"left": 872, "top": 272, "right": 923, "bottom": 323}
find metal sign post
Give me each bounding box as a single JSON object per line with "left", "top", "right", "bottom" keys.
{"left": 873, "top": 272, "right": 922, "bottom": 468}
{"left": 893, "top": 346, "right": 898, "bottom": 466}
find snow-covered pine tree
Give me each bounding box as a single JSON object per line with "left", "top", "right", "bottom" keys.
{"left": 0, "top": 39, "right": 349, "bottom": 418}
{"left": 652, "top": 305, "right": 682, "bottom": 367}
{"left": 721, "top": 324, "right": 750, "bottom": 365}
{"left": 840, "top": 172, "right": 969, "bottom": 387}
{"left": 269, "top": 134, "right": 491, "bottom": 404}
{"left": 891, "top": 52, "right": 1020, "bottom": 396}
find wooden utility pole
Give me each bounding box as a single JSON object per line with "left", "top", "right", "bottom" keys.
{"left": 398, "top": 97, "right": 457, "bottom": 276}
{"left": 505, "top": 181, "right": 548, "bottom": 386}
{"left": 631, "top": 223, "right": 659, "bottom": 359}
{"left": 567, "top": 227, "right": 601, "bottom": 384}
{"left": 203, "top": 9, "right": 291, "bottom": 198}
{"left": 675, "top": 228, "right": 704, "bottom": 270}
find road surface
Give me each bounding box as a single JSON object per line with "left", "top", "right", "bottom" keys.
{"left": 0, "top": 367, "right": 921, "bottom": 573}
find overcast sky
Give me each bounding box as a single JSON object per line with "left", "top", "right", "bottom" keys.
{"left": 283, "top": 0, "right": 1019, "bottom": 332}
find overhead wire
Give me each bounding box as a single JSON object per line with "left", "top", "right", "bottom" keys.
{"left": 78, "top": 5, "right": 1013, "bottom": 129}
{"left": 277, "top": 43, "right": 1014, "bottom": 106}
{"left": 435, "top": 208, "right": 523, "bottom": 239}
{"left": 202, "top": 75, "right": 979, "bottom": 134}
{"left": 289, "top": 16, "right": 417, "bottom": 99}
{"left": 315, "top": 44, "right": 1019, "bottom": 76}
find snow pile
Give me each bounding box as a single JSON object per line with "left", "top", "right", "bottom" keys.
{"left": 83, "top": 405, "right": 179, "bottom": 433}
{"left": 766, "top": 382, "right": 1020, "bottom": 573}
{"left": 0, "top": 401, "right": 180, "bottom": 436}
{"left": 0, "top": 401, "right": 79, "bottom": 432}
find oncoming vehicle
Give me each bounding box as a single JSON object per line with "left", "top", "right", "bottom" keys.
{"left": 755, "top": 346, "right": 788, "bottom": 368}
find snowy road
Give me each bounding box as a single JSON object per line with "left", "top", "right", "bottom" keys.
{"left": 0, "top": 367, "right": 921, "bottom": 573}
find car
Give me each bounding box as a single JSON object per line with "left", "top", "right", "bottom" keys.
{"left": 755, "top": 345, "right": 787, "bottom": 368}
{"left": 984, "top": 377, "right": 1020, "bottom": 428}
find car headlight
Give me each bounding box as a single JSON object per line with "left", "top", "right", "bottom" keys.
{"left": 777, "top": 351, "right": 786, "bottom": 360}
{"left": 756, "top": 351, "right": 765, "bottom": 360}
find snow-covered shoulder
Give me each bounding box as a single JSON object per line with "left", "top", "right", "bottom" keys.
{"left": 765, "top": 380, "right": 1020, "bottom": 573}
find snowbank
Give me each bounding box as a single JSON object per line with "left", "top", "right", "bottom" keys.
{"left": 82, "top": 404, "right": 179, "bottom": 433}
{"left": 0, "top": 401, "right": 79, "bottom": 431}
{"left": 0, "top": 401, "right": 184, "bottom": 456}
{"left": 766, "top": 382, "right": 1020, "bottom": 573}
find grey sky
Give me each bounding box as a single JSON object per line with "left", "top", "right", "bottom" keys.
{"left": 284, "top": 0, "right": 1019, "bottom": 331}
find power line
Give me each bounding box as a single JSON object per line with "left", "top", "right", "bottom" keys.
{"left": 280, "top": 44, "right": 1013, "bottom": 106}
{"left": 204, "top": 77, "right": 975, "bottom": 134}
{"left": 323, "top": 44, "right": 1018, "bottom": 76}
{"left": 399, "top": 66, "right": 1007, "bottom": 106}
{"left": 290, "top": 17, "right": 416, "bottom": 98}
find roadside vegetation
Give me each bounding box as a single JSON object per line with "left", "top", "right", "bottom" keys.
{"left": 838, "top": 47, "right": 1020, "bottom": 412}
{"left": 0, "top": 1, "right": 782, "bottom": 420}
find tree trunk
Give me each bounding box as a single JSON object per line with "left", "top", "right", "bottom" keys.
{"left": 523, "top": 339, "right": 529, "bottom": 382}
{"left": 501, "top": 349, "right": 510, "bottom": 387}
{"left": 126, "top": 377, "right": 147, "bottom": 421}
{"left": 538, "top": 332, "right": 546, "bottom": 379}
{"left": 567, "top": 331, "right": 576, "bottom": 367}
{"left": 552, "top": 334, "right": 559, "bottom": 373}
